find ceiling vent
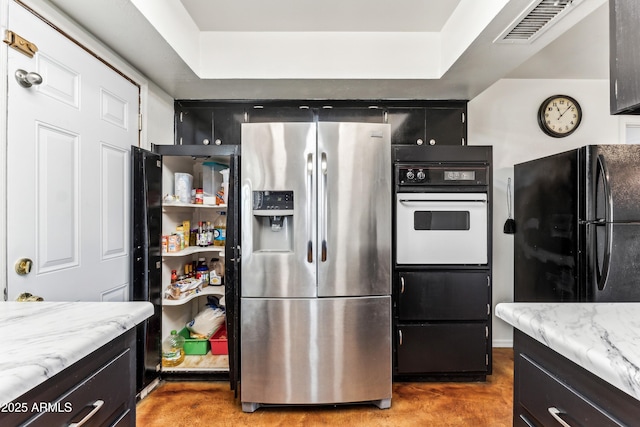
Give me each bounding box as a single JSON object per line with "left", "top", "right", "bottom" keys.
{"left": 495, "top": 0, "right": 582, "bottom": 44}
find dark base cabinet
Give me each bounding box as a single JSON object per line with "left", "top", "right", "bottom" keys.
{"left": 394, "top": 270, "right": 491, "bottom": 381}
{"left": 396, "top": 323, "right": 487, "bottom": 375}
{"left": 1, "top": 330, "right": 137, "bottom": 427}
{"left": 514, "top": 330, "right": 640, "bottom": 427}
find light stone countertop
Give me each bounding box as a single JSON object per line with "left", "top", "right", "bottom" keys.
{"left": 496, "top": 302, "right": 640, "bottom": 401}
{"left": 0, "top": 301, "right": 153, "bottom": 405}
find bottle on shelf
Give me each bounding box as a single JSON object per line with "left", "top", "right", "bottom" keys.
{"left": 213, "top": 212, "right": 226, "bottom": 246}
{"left": 162, "top": 330, "right": 185, "bottom": 367}
{"left": 171, "top": 269, "right": 178, "bottom": 284}
{"left": 207, "top": 221, "right": 213, "bottom": 246}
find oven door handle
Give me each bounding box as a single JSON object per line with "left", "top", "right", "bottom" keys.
{"left": 398, "top": 199, "right": 488, "bottom": 204}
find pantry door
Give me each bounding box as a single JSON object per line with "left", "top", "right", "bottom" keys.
{"left": 6, "top": 1, "right": 139, "bottom": 301}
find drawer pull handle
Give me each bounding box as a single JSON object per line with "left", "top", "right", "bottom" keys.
{"left": 69, "top": 399, "right": 104, "bottom": 427}
{"left": 548, "top": 407, "right": 573, "bottom": 427}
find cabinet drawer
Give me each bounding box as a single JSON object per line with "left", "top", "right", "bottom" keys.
{"left": 396, "top": 323, "right": 487, "bottom": 374}
{"left": 23, "top": 348, "right": 133, "bottom": 426}
{"left": 518, "top": 353, "right": 623, "bottom": 427}
{"left": 398, "top": 271, "right": 489, "bottom": 321}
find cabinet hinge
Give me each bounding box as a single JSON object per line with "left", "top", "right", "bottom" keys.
{"left": 487, "top": 304, "right": 491, "bottom": 316}
{"left": 486, "top": 326, "right": 489, "bottom": 338}
{"left": 3, "top": 30, "right": 38, "bottom": 58}
{"left": 486, "top": 354, "right": 489, "bottom": 366}
{"left": 3, "top": 286, "right": 7, "bottom": 301}
{"left": 179, "top": 111, "right": 184, "bottom": 123}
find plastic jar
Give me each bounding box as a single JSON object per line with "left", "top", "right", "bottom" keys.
{"left": 209, "top": 257, "right": 224, "bottom": 285}
{"left": 162, "top": 330, "right": 185, "bottom": 367}
{"left": 195, "top": 188, "right": 204, "bottom": 204}
{"left": 195, "top": 258, "right": 210, "bottom": 286}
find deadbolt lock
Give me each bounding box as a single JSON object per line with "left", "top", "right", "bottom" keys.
{"left": 15, "top": 258, "right": 33, "bottom": 275}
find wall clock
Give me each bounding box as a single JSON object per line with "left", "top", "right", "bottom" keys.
{"left": 537, "top": 95, "right": 582, "bottom": 138}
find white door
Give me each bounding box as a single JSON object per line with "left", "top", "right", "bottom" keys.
{"left": 6, "top": 2, "right": 139, "bottom": 301}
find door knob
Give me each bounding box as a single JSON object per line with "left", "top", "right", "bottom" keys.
{"left": 15, "top": 258, "right": 33, "bottom": 275}
{"left": 15, "top": 69, "right": 43, "bottom": 88}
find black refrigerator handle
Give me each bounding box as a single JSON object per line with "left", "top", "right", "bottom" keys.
{"left": 596, "top": 154, "right": 613, "bottom": 291}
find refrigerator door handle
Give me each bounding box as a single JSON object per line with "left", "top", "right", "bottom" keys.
{"left": 307, "top": 153, "right": 314, "bottom": 263}
{"left": 320, "top": 152, "right": 328, "bottom": 262}
{"left": 597, "top": 154, "right": 613, "bottom": 224}
{"left": 596, "top": 155, "right": 613, "bottom": 291}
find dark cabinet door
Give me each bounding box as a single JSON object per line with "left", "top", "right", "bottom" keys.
{"left": 610, "top": 0, "right": 640, "bottom": 114}
{"left": 176, "top": 107, "right": 213, "bottom": 145}
{"left": 213, "top": 107, "right": 243, "bottom": 145}
{"left": 396, "top": 323, "right": 487, "bottom": 374}
{"left": 398, "top": 271, "right": 489, "bottom": 321}
{"left": 387, "top": 108, "right": 426, "bottom": 145}
{"left": 425, "top": 107, "right": 466, "bottom": 145}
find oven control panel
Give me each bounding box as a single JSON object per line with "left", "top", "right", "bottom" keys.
{"left": 397, "top": 165, "right": 488, "bottom": 186}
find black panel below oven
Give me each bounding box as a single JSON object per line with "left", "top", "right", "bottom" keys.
{"left": 398, "top": 271, "right": 489, "bottom": 321}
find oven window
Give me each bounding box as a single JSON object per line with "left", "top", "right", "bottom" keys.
{"left": 414, "top": 211, "right": 470, "bottom": 230}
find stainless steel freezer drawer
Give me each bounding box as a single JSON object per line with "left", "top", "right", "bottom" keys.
{"left": 240, "top": 296, "right": 392, "bottom": 408}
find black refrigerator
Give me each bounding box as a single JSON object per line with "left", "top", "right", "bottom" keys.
{"left": 514, "top": 144, "right": 640, "bottom": 302}
{"left": 131, "top": 144, "right": 241, "bottom": 396}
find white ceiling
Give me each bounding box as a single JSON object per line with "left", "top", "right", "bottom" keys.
{"left": 43, "top": 0, "right": 609, "bottom": 100}
{"left": 180, "top": 0, "right": 461, "bottom": 32}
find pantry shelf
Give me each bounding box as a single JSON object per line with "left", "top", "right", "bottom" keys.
{"left": 162, "top": 353, "right": 229, "bottom": 373}
{"left": 163, "top": 202, "right": 227, "bottom": 210}
{"left": 163, "top": 285, "right": 225, "bottom": 306}
{"left": 163, "top": 246, "right": 224, "bottom": 258}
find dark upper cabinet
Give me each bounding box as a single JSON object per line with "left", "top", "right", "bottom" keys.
{"left": 426, "top": 107, "right": 466, "bottom": 146}
{"left": 610, "top": 0, "right": 640, "bottom": 114}
{"left": 212, "top": 107, "right": 243, "bottom": 145}
{"left": 175, "top": 104, "right": 243, "bottom": 146}
{"left": 174, "top": 101, "right": 468, "bottom": 146}
{"left": 176, "top": 107, "right": 212, "bottom": 145}
{"left": 246, "top": 105, "right": 314, "bottom": 123}
{"left": 388, "top": 106, "right": 466, "bottom": 146}
{"left": 388, "top": 108, "right": 426, "bottom": 145}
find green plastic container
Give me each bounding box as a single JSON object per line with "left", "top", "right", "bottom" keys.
{"left": 178, "top": 327, "right": 211, "bottom": 355}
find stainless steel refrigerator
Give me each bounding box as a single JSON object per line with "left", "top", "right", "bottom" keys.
{"left": 514, "top": 144, "right": 640, "bottom": 302}
{"left": 240, "top": 122, "right": 392, "bottom": 412}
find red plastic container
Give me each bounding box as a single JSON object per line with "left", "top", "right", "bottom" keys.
{"left": 209, "top": 324, "right": 228, "bottom": 355}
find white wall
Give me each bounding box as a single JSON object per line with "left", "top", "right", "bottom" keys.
{"left": 468, "top": 78, "right": 625, "bottom": 347}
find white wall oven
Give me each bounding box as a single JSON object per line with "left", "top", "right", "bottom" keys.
{"left": 395, "top": 164, "right": 489, "bottom": 266}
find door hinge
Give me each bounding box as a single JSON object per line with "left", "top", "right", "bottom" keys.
{"left": 3, "top": 286, "right": 7, "bottom": 302}
{"left": 487, "top": 304, "right": 491, "bottom": 316}
{"left": 461, "top": 112, "right": 465, "bottom": 123}
{"left": 179, "top": 111, "right": 183, "bottom": 123}
{"left": 3, "top": 30, "right": 38, "bottom": 58}
{"left": 138, "top": 113, "right": 143, "bottom": 131}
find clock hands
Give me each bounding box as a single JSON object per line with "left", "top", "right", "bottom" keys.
{"left": 558, "top": 103, "right": 573, "bottom": 118}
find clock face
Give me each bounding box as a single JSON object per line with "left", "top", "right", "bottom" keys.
{"left": 538, "top": 95, "right": 582, "bottom": 138}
